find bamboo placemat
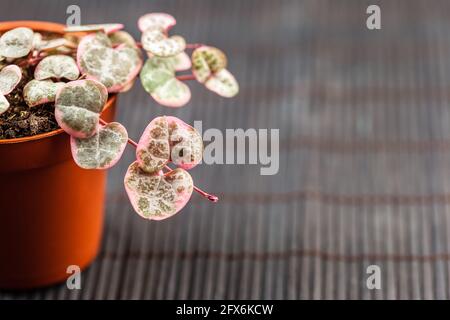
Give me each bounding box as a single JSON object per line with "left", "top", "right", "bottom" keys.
{"left": 1, "top": 0, "right": 450, "bottom": 299}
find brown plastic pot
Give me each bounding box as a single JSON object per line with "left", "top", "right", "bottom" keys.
{"left": 0, "top": 21, "right": 117, "bottom": 289}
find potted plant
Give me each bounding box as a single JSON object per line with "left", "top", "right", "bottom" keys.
{"left": 0, "top": 14, "right": 238, "bottom": 289}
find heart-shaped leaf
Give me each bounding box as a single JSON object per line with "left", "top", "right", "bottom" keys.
{"left": 77, "top": 32, "right": 143, "bottom": 92}
{"left": 204, "top": 68, "right": 239, "bottom": 98}
{"left": 192, "top": 46, "right": 227, "bottom": 82}
{"left": 0, "top": 94, "right": 9, "bottom": 115}
{"left": 140, "top": 56, "right": 191, "bottom": 107}
{"left": 23, "top": 79, "right": 65, "bottom": 107}
{"left": 64, "top": 23, "right": 124, "bottom": 34}
{"left": 0, "top": 27, "right": 34, "bottom": 58}
{"left": 109, "top": 31, "right": 137, "bottom": 48}
{"left": 192, "top": 46, "right": 239, "bottom": 97}
{"left": 141, "top": 27, "right": 185, "bottom": 57}
{"left": 138, "top": 13, "right": 176, "bottom": 32}
{"left": 124, "top": 162, "right": 193, "bottom": 220}
{"left": 0, "top": 64, "right": 21, "bottom": 95}
{"left": 35, "top": 55, "right": 80, "bottom": 81}
{"left": 136, "top": 116, "right": 203, "bottom": 173}
{"left": 55, "top": 79, "right": 108, "bottom": 138}
{"left": 71, "top": 122, "right": 128, "bottom": 169}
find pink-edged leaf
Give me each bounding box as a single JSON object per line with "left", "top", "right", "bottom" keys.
{"left": 138, "top": 13, "right": 176, "bottom": 32}
{"left": 192, "top": 46, "right": 238, "bottom": 97}
{"left": 55, "top": 79, "right": 108, "bottom": 138}
{"left": 136, "top": 116, "right": 203, "bottom": 173}
{"left": 124, "top": 162, "right": 193, "bottom": 220}
{"left": 0, "top": 64, "right": 21, "bottom": 95}
{"left": 164, "top": 116, "right": 203, "bottom": 170}
{"left": 77, "top": 32, "right": 143, "bottom": 92}
{"left": 35, "top": 55, "right": 80, "bottom": 81}
{"left": 141, "top": 27, "right": 185, "bottom": 57}
{"left": 109, "top": 30, "right": 137, "bottom": 48}
{"left": 205, "top": 68, "right": 239, "bottom": 98}
{"left": 64, "top": 23, "right": 124, "bottom": 34}
{"left": 151, "top": 78, "right": 191, "bottom": 107}
{"left": 140, "top": 56, "right": 191, "bottom": 107}
{"left": 23, "top": 79, "right": 65, "bottom": 107}
{"left": 173, "top": 51, "right": 191, "bottom": 71}
{"left": 0, "top": 27, "right": 34, "bottom": 58}
{"left": 0, "top": 94, "right": 9, "bottom": 115}
{"left": 191, "top": 46, "right": 227, "bottom": 83}
{"left": 71, "top": 122, "right": 128, "bottom": 169}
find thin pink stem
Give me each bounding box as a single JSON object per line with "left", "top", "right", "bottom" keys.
{"left": 186, "top": 43, "right": 203, "bottom": 49}
{"left": 176, "top": 74, "right": 196, "bottom": 81}
{"left": 99, "top": 118, "right": 218, "bottom": 203}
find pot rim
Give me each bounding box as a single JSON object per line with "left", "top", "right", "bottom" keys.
{"left": 0, "top": 20, "right": 116, "bottom": 145}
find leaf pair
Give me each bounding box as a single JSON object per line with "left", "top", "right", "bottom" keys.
{"left": 125, "top": 115, "right": 203, "bottom": 220}
{"left": 54, "top": 79, "right": 129, "bottom": 170}
{"left": 139, "top": 13, "right": 185, "bottom": 58}
{"left": 77, "top": 32, "right": 142, "bottom": 92}
{"left": 0, "top": 64, "right": 21, "bottom": 114}
{"left": 192, "top": 46, "right": 239, "bottom": 98}
{"left": 136, "top": 116, "right": 203, "bottom": 173}
{"left": 23, "top": 55, "right": 80, "bottom": 107}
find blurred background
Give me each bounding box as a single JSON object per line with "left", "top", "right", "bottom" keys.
{"left": 1, "top": 0, "right": 450, "bottom": 299}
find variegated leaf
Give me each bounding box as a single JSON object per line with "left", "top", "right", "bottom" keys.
{"left": 138, "top": 13, "right": 176, "bottom": 32}
{"left": 0, "top": 64, "right": 21, "bottom": 95}
{"left": 35, "top": 55, "right": 80, "bottom": 81}
{"left": 23, "top": 79, "right": 65, "bottom": 107}
{"left": 205, "top": 69, "right": 239, "bottom": 98}
{"left": 191, "top": 46, "right": 227, "bottom": 83}
{"left": 55, "top": 79, "right": 108, "bottom": 138}
{"left": 71, "top": 122, "right": 128, "bottom": 169}
{"left": 140, "top": 56, "right": 191, "bottom": 107}
{"left": 192, "top": 46, "right": 238, "bottom": 97}
{"left": 136, "top": 116, "right": 203, "bottom": 174}
{"left": 77, "top": 32, "right": 143, "bottom": 92}
{"left": 141, "top": 27, "right": 185, "bottom": 57}
{"left": 124, "top": 162, "right": 193, "bottom": 220}
{"left": 0, "top": 27, "right": 34, "bottom": 58}
{"left": 0, "top": 94, "right": 9, "bottom": 115}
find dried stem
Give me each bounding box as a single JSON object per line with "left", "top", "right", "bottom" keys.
{"left": 99, "top": 118, "right": 218, "bottom": 203}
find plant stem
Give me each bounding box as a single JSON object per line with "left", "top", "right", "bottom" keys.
{"left": 176, "top": 74, "right": 196, "bottom": 81}
{"left": 99, "top": 118, "right": 218, "bottom": 203}
{"left": 186, "top": 43, "right": 203, "bottom": 49}
{"left": 17, "top": 54, "right": 47, "bottom": 68}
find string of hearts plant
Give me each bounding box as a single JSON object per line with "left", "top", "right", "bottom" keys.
{"left": 0, "top": 13, "right": 239, "bottom": 220}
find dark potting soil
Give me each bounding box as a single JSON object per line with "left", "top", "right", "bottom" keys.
{"left": 0, "top": 32, "right": 67, "bottom": 140}
{"left": 0, "top": 68, "right": 59, "bottom": 139}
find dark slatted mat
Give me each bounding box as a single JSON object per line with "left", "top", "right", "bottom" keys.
{"left": 1, "top": 0, "right": 450, "bottom": 299}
